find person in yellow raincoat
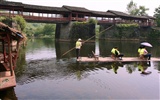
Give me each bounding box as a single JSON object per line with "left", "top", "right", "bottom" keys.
{"left": 111, "top": 47, "right": 124, "bottom": 60}
{"left": 75, "top": 38, "right": 82, "bottom": 60}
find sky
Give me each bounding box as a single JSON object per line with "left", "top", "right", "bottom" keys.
{"left": 7, "top": 0, "right": 159, "bottom": 16}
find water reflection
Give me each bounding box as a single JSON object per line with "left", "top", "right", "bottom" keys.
{"left": 0, "top": 88, "right": 17, "bottom": 100}
{"left": 2, "top": 38, "right": 159, "bottom": 99}
{"left": 137, "top": 61, "right": 152, "bottom": 75}
{"left": 15, "top": 58, "right": 157, "bottom": 84}
{"left": 111, "top": 62, "right": 123, "bottom": 74}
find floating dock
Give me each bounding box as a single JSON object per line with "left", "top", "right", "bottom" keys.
{"left": 77, "top": 57, "right": 160, "bottom": 62}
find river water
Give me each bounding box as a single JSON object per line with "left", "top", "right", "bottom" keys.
{"left": 0, "top": 38, "right": 160, "bottom": 100}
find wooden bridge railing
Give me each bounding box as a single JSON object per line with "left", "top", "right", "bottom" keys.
{"left": 0, "top": 13, "right": 155, "bottom": 26}
{"left": 23, "top": 15, "right": 70, "bottom": 22}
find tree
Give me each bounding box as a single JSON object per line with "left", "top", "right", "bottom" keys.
{"left": 127, "top": 0, "right": 139, "bottom": 15}
{"left": 138, "top": 6, "right": 149, "bottom": 16}
{"left": 42, "top": 24, "right": 55, "bottom": 36}
{"left": 13, "top": 15, "right": 26, "bottom": 32}
{"left": 154, "top": 5, "right": 160, "bottom": 26}
{"left": 0, "top": 16, "right": 12, "bottom": 26}
{"left": 127, "top": 0, "right": 149, "bottom": 16}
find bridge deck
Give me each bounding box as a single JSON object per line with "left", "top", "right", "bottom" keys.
{"left": 77, "top": 57, "right": 160, "bottom": 62}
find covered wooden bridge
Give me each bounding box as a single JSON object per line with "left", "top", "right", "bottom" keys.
{"left": 0, "top": 1, "right": 156, "bottom": 26}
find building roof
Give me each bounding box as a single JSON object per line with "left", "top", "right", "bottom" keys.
{"left": 0, "top": 22, "right": 24, "bottom": 41}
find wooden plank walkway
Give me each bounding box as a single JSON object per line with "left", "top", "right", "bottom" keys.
{"left": 77, "top": 57, "right": 160, "bottom": 62}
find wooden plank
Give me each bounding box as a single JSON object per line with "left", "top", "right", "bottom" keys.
{"left": 0, "top": 71, "right": 16, "bottom": 90}
{"left": 77, "top": 57, "right": 160, "bottom": 62}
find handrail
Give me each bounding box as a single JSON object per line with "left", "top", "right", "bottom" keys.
{"left": 0, "top": 13, "right": 155, "bottom": 26}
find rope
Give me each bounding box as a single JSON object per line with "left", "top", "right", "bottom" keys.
{"left": 61, "top": 25, "right": 114, "bottom": 57}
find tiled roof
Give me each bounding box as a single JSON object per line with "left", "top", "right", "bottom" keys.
{"left": 62, "top": 5, "right": 91, "bottom": 13}
{"left": 91, "top": 10, "right": 116, "bottom": 17}
{"left": 0, "top": 22, "right": 24, "bottom": 41}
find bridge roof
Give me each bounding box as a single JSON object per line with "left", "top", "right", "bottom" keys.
{"left": 62, "top": 5, "right": 91, "bottom": 13}
{"left": 0, "top": 1, "right": 155, "bottom": 21}
{"left": 0, "top": 1, "right": 23, "bottom": 8}
{"left": 91, "top": 11, "right": 116, "bottom": 18}
{"left": 23, "top": 4, "right": 70, "bottom": 13}
{"left": 0, "top": 1, "right": 70, "bottom": 13}
{"left": 107, "top": 10, "right": 131, "bottom": 18}
{"left": 130, "top": 15, "right": 149, "bottom": 20}
{"left": 107, "top": 10, "right": 151, "bottom": 20}
{"left": 145, "top": 15, "right": 156, "bottom": 20}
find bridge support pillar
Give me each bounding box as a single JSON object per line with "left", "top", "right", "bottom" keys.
{"left": 55, "top": 22, "right": 73, "bottom": 41}
{"left": 55, "top": 22, "right": 95, "bottom": 41}
{"left": 99, "top": 24, "right": 114, "bottom": 39}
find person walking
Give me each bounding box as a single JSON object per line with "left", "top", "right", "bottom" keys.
{"left": 75, "top": 38, "right": 82, "bottom": 60}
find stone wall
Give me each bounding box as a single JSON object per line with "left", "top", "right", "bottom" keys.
{"left": 99, "top": 24, "right": 152, "bottom": 40}
{"left": 55, "top": 22, "right": 95, "bottom": 41}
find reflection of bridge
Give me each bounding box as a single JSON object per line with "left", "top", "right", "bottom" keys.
{"left": 0, "top": 1, "right": 155, "bottom": 25}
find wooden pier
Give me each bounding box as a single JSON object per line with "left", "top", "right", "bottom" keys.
{"left": 77, "top": 57, "right": 160, "bottom": 62}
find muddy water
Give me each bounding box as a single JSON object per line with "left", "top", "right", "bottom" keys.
{"left": 1, "top": 38, "right": 160, "bottom": 100}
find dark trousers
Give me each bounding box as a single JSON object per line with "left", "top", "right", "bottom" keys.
{"left": 76, "top": 49, "right": 80, "bottom": 59}
{"left": 144, "top": 53, "right": 151, "bottom": 60}
{"left": 116, "top": 54, "right": 124, "bottom": 58}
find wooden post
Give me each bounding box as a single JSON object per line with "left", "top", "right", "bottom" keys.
{"left": 7, "top": 34, "right": 13, "bottom": 76}
{"left": 14, "top": 40, "right": 20, "bottom": 63}
{"left": 2, "top": 39, "right": 5, "bottom": 62}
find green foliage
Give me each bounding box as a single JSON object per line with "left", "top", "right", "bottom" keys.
{"left": 0, "top": 16, "right": 12, "bottom": 26}
{"left": 127, "top": 0, "right": 149, "bottom": 16}
{"left": 127, "top": 0, "right": 139, "bottom": 15}
{"left": 154, "top": 5, "right": 160, "bottom": 27}
{"left": 70, "top": 21, "right": 95, "bottom": 39}
{"left": 115, "top": 23, "right": 139, "bottom": 39}
{"left": 0, "top": 16, "right": 6, "bottom": 21}
{"left": 12, "top": 15, "right": 26, "bottom": 32}
{"left": 42, "top": 24, "right": 55, "bottom": 35}
{"left": 139, "top": 6, "right": 149, "bottom": 16}
{"left": 87, "top": 18, "right": 97, "bottom": 24}
{"left": 26, "top": 23, "right": 44, "bottom": 34}
{"left": 25, "top": 23, "right": 55, "bottom": 38}
{"left": 34, "top": 27, "right": 43, "bottom": 37}
{"left": 156, "top": 19, "right": 160, "bottom": 27}
{"left": 148, "top": 29, "right": 160, "bottom": 39}
{"left": 116, "top": 23, "right": 139, "bottom": 28}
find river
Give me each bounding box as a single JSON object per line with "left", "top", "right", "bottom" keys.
{"left": 0, "top": 38, "right": 160, "bottom": 100}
